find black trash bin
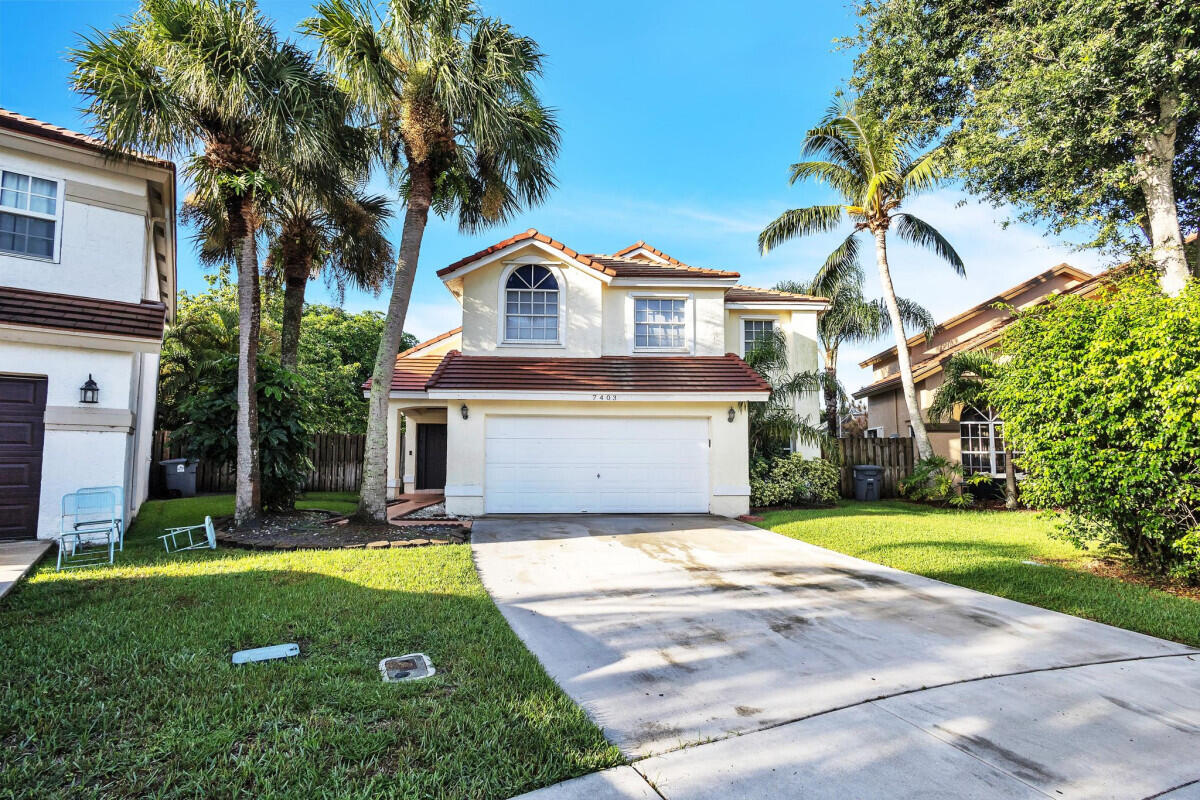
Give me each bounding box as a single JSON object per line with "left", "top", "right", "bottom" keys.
{"left": 160, "top": 457, "right": 199, "bottom": 498}
{"left": 852, "top": 464, "right": 884, "bottom": 501}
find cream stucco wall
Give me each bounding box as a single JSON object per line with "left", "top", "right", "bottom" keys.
{"left": 441, "top": 400, "right": 751, "bottom": 518}
{"left": 601, "top": 287, "right": 727, "bottom": 356}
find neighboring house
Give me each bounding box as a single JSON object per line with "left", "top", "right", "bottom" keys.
{"left": 0, "top": 109, "right": 175, "bottom": 540}
{"left": 853, "top": 263, "right": 1109, "bottom": 476}
{"left": 371, "top": 231, "right": 827, "bottom": 517}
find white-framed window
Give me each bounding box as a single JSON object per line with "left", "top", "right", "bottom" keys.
{"left": 865, "top": 426, "right": 883, "bottom": 439}
{"left": 960, "top": 407, "right": 1007, "bottom": 477}
{"left": 634, "top": 297, "right": 687, "bottom": 349}
{"left": 504, "top": 264, "right": 559, "bottom": 342}
{"left": 0, "top": 168, "right": 62, "bottom": 260}
{"left": 742, "top": 318, "right": 776, "bottom": 355}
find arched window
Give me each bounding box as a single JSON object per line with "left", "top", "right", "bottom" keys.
{"left": 504, "top": 264, "right": 559, "bottom": 342}
{"left": 960, "top": 407, "right": 1006, "bottom": 476}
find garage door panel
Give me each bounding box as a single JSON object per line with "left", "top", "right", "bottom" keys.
{"left": 485, "top": 416, "right": 709, "bottom": 514}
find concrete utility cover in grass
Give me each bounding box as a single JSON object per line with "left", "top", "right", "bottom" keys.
{"left": 479, "top": 515, "right": 1200, "bottom": 799}
{"left": 379, "top": 653, "right": 434, "bottom": 682}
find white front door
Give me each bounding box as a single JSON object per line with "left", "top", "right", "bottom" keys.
{"left": 484, "top": 415, "right": 709, "bottom": 513}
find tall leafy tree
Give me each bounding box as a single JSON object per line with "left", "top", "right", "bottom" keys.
{"left": 777, "top": 268, "right": 933, "bottom": 437}
{"left": 849, "top": 0, "right": 1200, "bottom": 294}
{"left": 927, "top": 349, "right": 1017, "bottom": 509}
{"left": 72, "top": 0, "right": 347, "bottom": 525}
{"left": 305, "top": 0, "right": 560, "bottom": 521}
{"left": 759, "top": 101, "right": 964, "bottom": 459}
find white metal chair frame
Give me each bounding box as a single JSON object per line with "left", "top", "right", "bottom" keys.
{"left": 57, "top": 491, "right": 118, "bottom": 571}
{"left": 76, "top": 485, "right": 126, "bottom": 551}
{"left": 159, "top": 516, "right": 217, "bottom": 553}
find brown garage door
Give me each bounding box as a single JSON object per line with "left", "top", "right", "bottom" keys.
{"left": 0, "top": 376, "right": 47, "bottom": 540}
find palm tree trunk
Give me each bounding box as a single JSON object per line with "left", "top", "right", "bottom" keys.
{"left": 873, "top": 229, "right": 934, "bottom": 460}
{"left": 1136, "top": 91, "right": 1189, "bottom": 296}
{"left": 1004, "top": 448, "right": 1017, "bottom": 510}
{"left": 230, "top": 194, "right": 261, "bottom": 527}
{"left": 280, "top": 265, "right": 307, "bottom": 372}
{"left": 823, "top": 349, "right": 839, "bottom": 439}
{"left": 357, "top": 164, "right": 433, "bottom": 522}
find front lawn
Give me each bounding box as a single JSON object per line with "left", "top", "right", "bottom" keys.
{"left": 758, "top": 501, "right": 1200, "bottom": 648}
{"left": 1, "top": 495, "right": 620, "bottom": 799}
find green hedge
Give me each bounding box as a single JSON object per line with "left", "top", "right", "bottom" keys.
{"left": 751, "top": 454, "right": 839, "bottom": 508}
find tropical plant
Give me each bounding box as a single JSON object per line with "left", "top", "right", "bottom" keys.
{"left": 759, "top": 100, "right": 964, "bottom": 461}
{"left": 305, "top": 0, "right": 561, "bottom": 521}
{"left": 900, "top": 455, "right": 989, "bottom": 508}
{"left": 777, "top": 267, "right": 933, "bottom": 438}
{"left": 927, "top": 349, "right": 1017, "bottom": 509}
{"left": 743, "top": 329, "right": 825, "bottom": 461}
{"left": 173, "top": 354, "right": 312, "bottom": 513}
{"left": 991, "top": 272, "right": 1200, "bottom": 579}
{"left": 750, "top": 454, "right": 840, "bottom": 508}
{"left": 185, "top": 149, "right": 394, "bottom": 371}
{"left": 849, "top": 0, "right": 1199, "bottom": 294}
{"left": 72, "top": 0, "right": 349, "bottom": 526}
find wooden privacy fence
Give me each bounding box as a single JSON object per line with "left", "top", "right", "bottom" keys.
{"left": 822, "top": 437, "right": 915, "bottom": 498}
{"left": 150, "top": 430, "right": 366, "bottom": 495}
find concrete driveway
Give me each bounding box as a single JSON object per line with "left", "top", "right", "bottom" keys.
{"left": 472, "top": 515, "right": 1200, "bottom": 799}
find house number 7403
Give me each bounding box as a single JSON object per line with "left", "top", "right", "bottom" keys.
{"left": 591, "top": 394, "right": 617, "bottom": 401}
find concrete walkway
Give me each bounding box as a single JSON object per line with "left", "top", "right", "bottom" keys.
{"left": 471, "top": 515, "right": 1200, "bottom": 799}
{"left": 0, "top": 539, "right": 51, "bottom": 600}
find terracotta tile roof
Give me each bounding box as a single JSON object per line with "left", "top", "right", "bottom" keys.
{"left": 0, "top": 285, "right": 166, "bottom": 339}
{"left": 0, "top": 108, "right": 174, "bottom": 171}
{"left": 585, "top": 255, "right": 739, "bottom": 279}
{"left": 437, "top": 229, "right": 615, "bottom": 278}
{"left": 424, "top": 351, "right": 771, "bottom": 393}
{"left": 853, "top": 324, "right": 1006, "bottom": 399}
{"left": 724, "top": 285, "right": 827, "bottom": 303}
{"left": 363, "top": 354, "right": 446, "bottom": 392}
{"left": 612, "top": 241, "right": 685, "bottom": 265}
{"left": 397, "top": 327, "right": 461, "bottom": 358}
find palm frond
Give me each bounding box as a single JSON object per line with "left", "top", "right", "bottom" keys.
{"left": 927, "top": 350, "right": 998, "bottom": 422}
{"left": 758, "top": 205, "right": 844, "bottom": 254}
{"left": 892, "top": 213, "right": 966, "bottom": 276}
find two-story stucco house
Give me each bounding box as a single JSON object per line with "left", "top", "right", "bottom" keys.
{"left": 371, "top": 230, "right": 827, "bottom": 518}
{"left": 0, "top": 109, "right": 175, "bottom": 540}
{"left": 853, "top": 263, "right": 1109, "bottom": 476}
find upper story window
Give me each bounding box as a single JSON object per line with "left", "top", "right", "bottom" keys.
{"left": 0, "top": 169, "right": 60, "bottom": 260}
{"left": 505, "top": 264, "right": 559, "bottom": 342}
{"left": 743, "top": 318, "right": 776, "bottom": 355}
{"left": 635, "top": 297, "right": 686, "bottom": 349}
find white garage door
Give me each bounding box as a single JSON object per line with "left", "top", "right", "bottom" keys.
{"left": 485, "top": 415, "right": 709, "bottom": 513}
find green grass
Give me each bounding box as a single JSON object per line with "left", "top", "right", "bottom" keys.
{"left": 1, "top": 495, "right": 620, "bottom": 799}
{"left": 758, "top": 500, "right": 1200, "bottom": 647}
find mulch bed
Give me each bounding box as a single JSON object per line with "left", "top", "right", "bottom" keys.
{"left": 214, "top": 509, "right": 471, "bottom": 551}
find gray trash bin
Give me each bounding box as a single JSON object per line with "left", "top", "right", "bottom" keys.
{"left": 852, "top": 464, "right": 885, "bottom": 501}
{"left": 160, "top": 458, "right": 199, "bottom": 498}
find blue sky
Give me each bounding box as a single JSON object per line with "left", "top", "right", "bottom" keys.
{"left": 0, "top": 0, "right": 1110, "bottom": 389}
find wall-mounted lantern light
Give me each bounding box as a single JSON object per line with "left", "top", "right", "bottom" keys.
{"left": 460, "top": 404, "right": 469, "bottom": 420}
{"left": 727, "top": 407, "right": 736, "bottom": 423}
{"left": 80, "top": 374, "right": 100, "bottom": 404}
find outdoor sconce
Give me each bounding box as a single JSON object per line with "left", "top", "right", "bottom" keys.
{"left": 727, "top": 407, "right": 736, "bottom": 423}
{"left": 80, "top": 374, "right": 100, "bottom": 404}
{"left": 460, "top": 404, "right": 469, "bottom": 420}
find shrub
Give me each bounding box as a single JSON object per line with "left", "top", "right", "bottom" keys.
{"left": 173, "top": 355, "right": 313, "bottom": 512}
{"left": 900, "top": 455, "right": 989, "bottom": 508}
{"left": 751, "top": 454, "right": 839, "bottom": 508}
{"left": 991, "top": 273, "right": 1200, "bottom": 580}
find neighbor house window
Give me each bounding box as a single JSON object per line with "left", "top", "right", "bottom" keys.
{"left": 743, "top": 319, "right": 776, "bottom": 355}
{"left": 865, "top": 427, "right": 882, "bottom": 439}
{"left": 634, "top": 297, "right": 686, "bottom": 349}
{"left": 0, "top": 169, "right": 60, "bottom": 259}
{"left": 960, "top": 407, "right": 1006, "bottom": 476}
{"left": 504, "top": 264, "right": 559, "bottom": 342}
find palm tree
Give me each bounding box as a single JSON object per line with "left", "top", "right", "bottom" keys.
{"left": 928, "top": 350, "right": 1017, "bottom": 509}
{"left": 759, "top": 100, "right": 964, "bottom": 460}
{"left": 305, "top": 0, "right": 560, "bottom": 521}
{"left": 72, "top": 0, "right": 348, "bottom": 526}
{"left": 185, "top": 165, "right": 394, "bottom": 371}
{"left": 743, "top": 329, "right": 826, "bottom": 460}
{"left": 777, "top": 267, "right": 934, "bottom": 438}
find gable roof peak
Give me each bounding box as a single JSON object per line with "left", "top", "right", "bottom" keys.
{"left": 612, "top": 241, "right": 684, "bottom": 265}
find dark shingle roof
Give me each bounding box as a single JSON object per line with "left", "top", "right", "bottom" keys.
{"left": 0, "top": 285, "right": 166, "bottom": 339}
